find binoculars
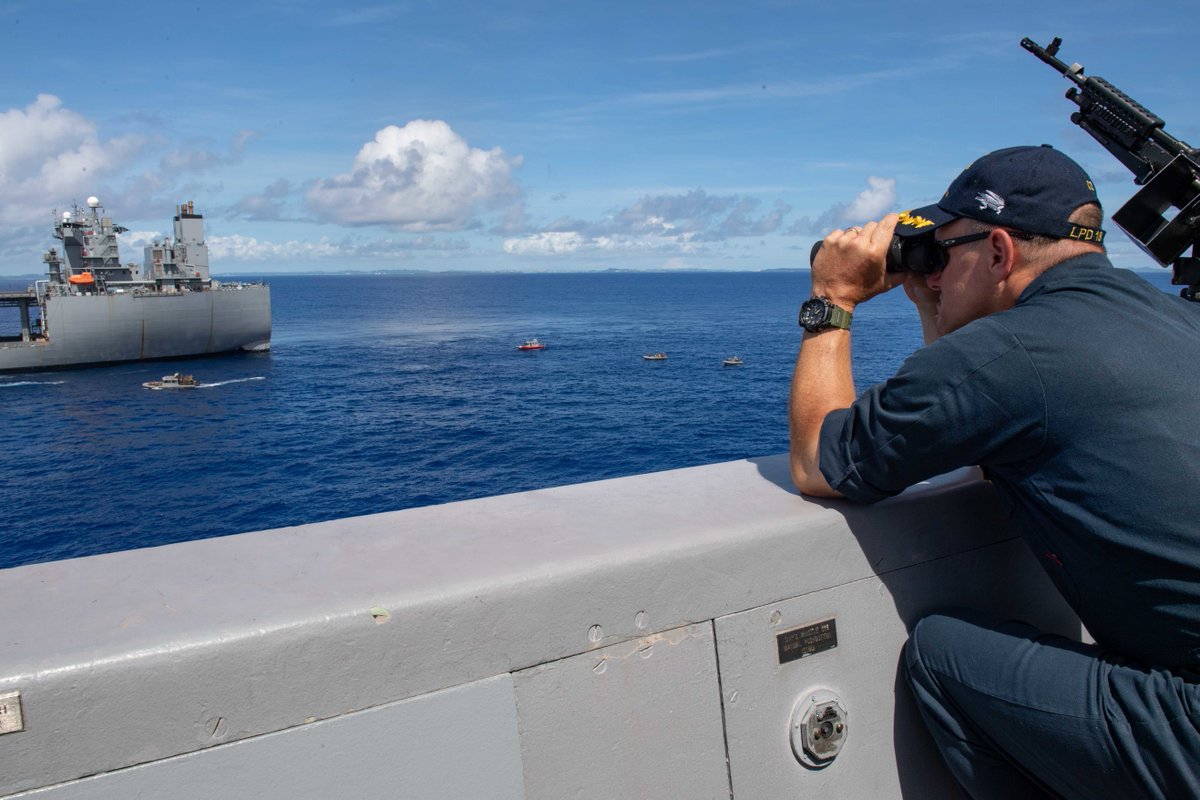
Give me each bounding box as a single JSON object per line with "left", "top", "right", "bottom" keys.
{"left": 809, "top": 231, "right": 946, "bottom": 275}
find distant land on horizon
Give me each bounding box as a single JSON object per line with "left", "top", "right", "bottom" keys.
{"left": 0, "top": 266, "right": 811, "bottom": 280}
{"left": 1, "top": 264, "right": 1176, "bottom": 280}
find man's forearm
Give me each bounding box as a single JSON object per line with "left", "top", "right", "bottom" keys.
{"left": 790, "top": 215, "right": 901, "bottom": 496}
{"left": 788, "top": 326, "right": 857, "bottom": 497}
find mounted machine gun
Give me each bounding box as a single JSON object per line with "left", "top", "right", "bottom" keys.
{"left": 1022, "top": 36, "right": 1200, "bottom": 299}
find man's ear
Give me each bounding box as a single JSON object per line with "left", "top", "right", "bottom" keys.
{"left": 988, "top": 229, "right": 1018, "bottom": 281}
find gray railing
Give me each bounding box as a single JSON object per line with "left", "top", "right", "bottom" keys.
{"left": 0, "top": 455, "right": 1079, "bottom": 799}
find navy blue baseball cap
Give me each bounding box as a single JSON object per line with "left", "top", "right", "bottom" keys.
{"left": 894, "top": 145, "right": 1104, "bottom": 242}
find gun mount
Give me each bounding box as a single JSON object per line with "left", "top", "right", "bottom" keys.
{"left": 1023, "top": 36, "right": 1200, "bottom": 299}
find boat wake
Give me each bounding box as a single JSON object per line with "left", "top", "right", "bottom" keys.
{"left": 199, "top": 376, "right": 266, "bottom": 388}
{"left": 0, "top": 380, "right": 67, "bottom": 389}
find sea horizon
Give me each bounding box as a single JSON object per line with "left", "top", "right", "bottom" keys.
{"left": 1, "top": 269, "right": 1183, "bottom": 570}
{"left": 1, "top": 264, "right": 1180, "bottom": 281}
{"left": 0, "top": 266, "right": 809, "bottom": 280}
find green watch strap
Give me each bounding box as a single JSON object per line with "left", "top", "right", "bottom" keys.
{"left": 828, "top": 303, "right": 852, "bottom": 330}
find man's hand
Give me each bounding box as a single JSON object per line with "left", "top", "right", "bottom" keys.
{"left": 903, "top": 271, "right": 941, "bottom": 345}
{"left": 811, "top": 214, "right": 906, "bottom": 310}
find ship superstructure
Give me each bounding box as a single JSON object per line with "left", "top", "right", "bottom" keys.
{"left": 0, "top": 198, "right": 270, "bottom": 372}
{"left": 141, "top": 200, "right": 213, "bottom": 289}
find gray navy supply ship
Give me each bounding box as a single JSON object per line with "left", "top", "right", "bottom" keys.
{"left": 0, "top": 197, "right": 270, "bottom": 372}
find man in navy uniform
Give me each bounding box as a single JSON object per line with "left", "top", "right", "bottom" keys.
{"left": 789, "top": 145, "right": 1200, "bottom": 798}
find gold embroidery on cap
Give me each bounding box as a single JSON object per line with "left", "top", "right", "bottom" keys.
{"left": 898, "top": 210, "right": 935, "bottom": 229}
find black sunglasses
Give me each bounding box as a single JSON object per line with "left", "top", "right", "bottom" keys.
{"left": 897, "top": 231, "right": 991, "bottom": 275}
{"left": 927, "top": 229, "right": 1036, "bottom": 272}
{"left": 883, "top": 228, "right": 1037, "bottom": 275}
{"left": 935, "top": 231, "right": 992, "bottom": 253}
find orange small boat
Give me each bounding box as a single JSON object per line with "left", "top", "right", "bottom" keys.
{"left": 68, "top": 272, "right": 95, "bottom": 285}
{"left": 517, "top": 338, "right": 546, "bottom": 351}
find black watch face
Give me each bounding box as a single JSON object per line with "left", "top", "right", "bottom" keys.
{"left": 799, "top": 297, "right": 830, "bottom": 331}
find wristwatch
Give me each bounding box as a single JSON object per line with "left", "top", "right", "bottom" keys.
{"left": 798, "top": 295, "right": 852, "bottom": 333}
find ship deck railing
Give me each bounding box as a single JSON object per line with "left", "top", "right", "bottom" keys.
{"left": 0, "top": 290, "right": 36, "bottom": 306}
{"left": 0, "top": 456, "right": 1080, "bottom": 799}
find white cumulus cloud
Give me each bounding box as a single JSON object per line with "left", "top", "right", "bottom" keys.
{"left": 843, "top": 176, "right": 896, "bottom": 222}
{"left": 209, "top": 234, "right": 348, "bottom": 261}
{"left": 505, "top": 188, "right": 789, "bottom": 258}
{"left": 503, "top": 231, "right": 584, "bottom": 255}
{"left": 119, "top": 230, "right": 169, "bottom": 249}
{"left": 0, "top": 94, "right": 147, "bottom": 227}
{"left": 786, "top": 175, "right": 899, "bottom": 235}
{"left": 120, "top": 230, "right": 470, "bottom": 264}
{"left": 502, "top": 230, "right": 707, "bottom": 258}
{"left": 306, "top": 119, "right": 523, "bottom": 231}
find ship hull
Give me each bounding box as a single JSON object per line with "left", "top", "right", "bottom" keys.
{"left": 0, "top": 286, "right": 271, "bottom": 372}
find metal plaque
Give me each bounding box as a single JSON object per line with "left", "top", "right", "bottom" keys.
{"left": 0, "top": 691, "right": 23, "bottom": 734}
{"left": 776, "top": 618, "right": 837, "bottom": 665}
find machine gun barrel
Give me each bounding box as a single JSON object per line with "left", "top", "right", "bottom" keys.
{"left": 1021, "top": 37, "right": 1195, "bottom": 183}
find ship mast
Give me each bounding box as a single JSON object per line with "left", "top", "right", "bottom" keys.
{"left": 49, "top": 197, "right": 132, "bottom": 289}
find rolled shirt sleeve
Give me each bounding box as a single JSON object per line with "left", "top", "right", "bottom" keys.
{"left": 818, "top": 317, "right": 1047, "bottom": 504}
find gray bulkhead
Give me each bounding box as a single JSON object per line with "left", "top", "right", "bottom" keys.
{"left": 0, "top": 456, "right": 1079, "bottom": 798}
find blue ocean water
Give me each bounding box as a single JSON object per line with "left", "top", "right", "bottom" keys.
{"left": 0, "top": 269, "right": 1179, "bottom": 569}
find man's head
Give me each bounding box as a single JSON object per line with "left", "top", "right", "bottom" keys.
{"left": 895, "top": 145, "right": 1107, "bottom": 335}
{"left": 898, "top": 145, "right": 1104, "bottom": 241}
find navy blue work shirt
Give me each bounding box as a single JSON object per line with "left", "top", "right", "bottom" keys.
{"left": 819, "top": 253, "right": 1200, "bottom": 674}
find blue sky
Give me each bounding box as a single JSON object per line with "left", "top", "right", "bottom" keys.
{"left": 0, "top": 0, "right": 1195, "bottom": 274}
